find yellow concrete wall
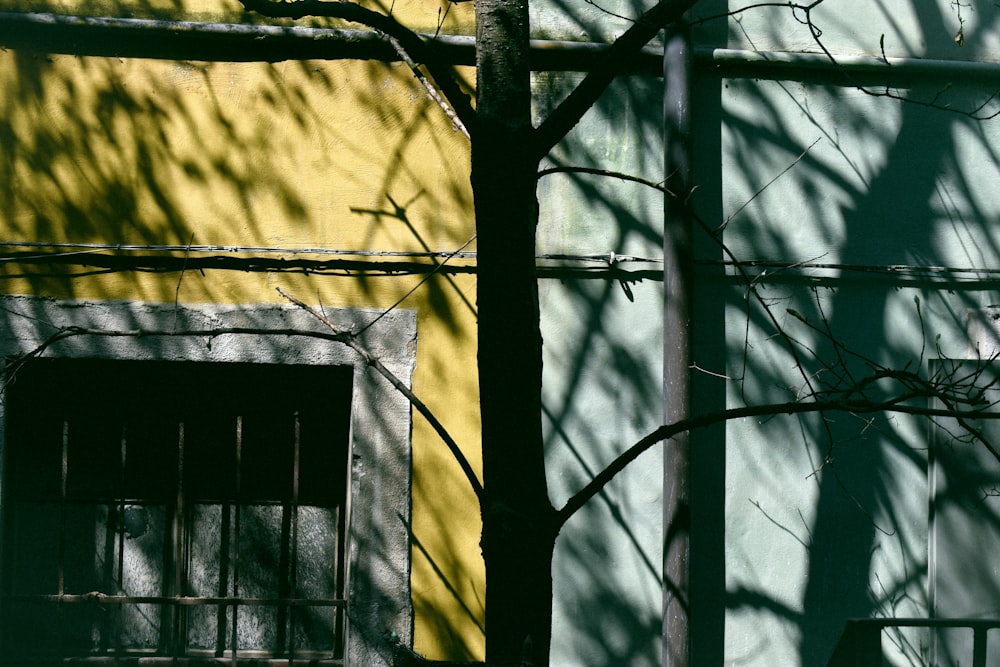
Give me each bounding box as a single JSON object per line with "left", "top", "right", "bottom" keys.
{"left": 0, "top": 0, "right": 475, "bottom": 35}
{"left": 0, "top": 45, "right": 483, "bottom": 660}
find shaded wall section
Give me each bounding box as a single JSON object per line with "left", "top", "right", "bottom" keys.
{"left": 687, "top": 0, "right": 1000, "bottom": 665}
{"left": 536, "top": 70, "right": 665, "bottom": 666}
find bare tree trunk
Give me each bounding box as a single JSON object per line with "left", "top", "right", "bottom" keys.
{"left": 474, "top": 0, "right": 557, "bottom": 664}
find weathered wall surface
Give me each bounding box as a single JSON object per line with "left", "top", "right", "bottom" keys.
{"left": 536, "top": 69, "right": 665, "bottom": 666}
{"left": 687, "top": 0, "right": 1000, "bottom": 665}
{"left": 0, "top": 0, "right": 671, "bottom": 661}
{"left": 0, "top": 39, "right": 485, "bottom": 661}
{"left": 17, "top": 0, "right": 1000, "bottom": 664}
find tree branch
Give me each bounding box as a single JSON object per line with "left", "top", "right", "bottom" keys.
{"left": 276, "top": 288, "right": 485, "bottom": 501}
{"left": 537, "top": 165, "right": 669, "bottom": 193}
{"left": 532, "top": 0, "right": 697, "bottom": 159}
{"left": 3, "top": 301, "right": 486, "bottom": 504}
{"left": 384, "top": 33, "right": 471, "bottom": 139}
{"left": 555, "top": 386, "right": 1000, "bottom": 528}
{"left": 239, "top": 0, "right": 476, "bottom": 135}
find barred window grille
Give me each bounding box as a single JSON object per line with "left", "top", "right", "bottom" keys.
{"left": 2, "top": 359, "right": 352, "bottom": 665}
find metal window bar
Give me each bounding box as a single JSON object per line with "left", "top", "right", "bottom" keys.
{"left": 287, "top": 411, "right": 302, "bottom": 661}
{"left": 7, "top": 394, "right": 347, "bottom": 662}
{"left": 7, "top": 595, "right": 345, "bottom": 606}
{"left": 174, "top": 421, "right": 185, "bottom": 658}
{"left": 7, "top": 595, "right": 346, "bottom": 606}
{"left": 58, "top": 418, "right": 69, "bottom": 658}
{"left": 217, "top": 496, "right": 232, "bottom": 658}
{"left": 232, "top": 414, "right": 242, "bottom": 666}
{"left": 112, "top": 421, "right": 126, "bottom": 657}
{"left": 826, "top": 617, "right": 1000, "bottom": 667}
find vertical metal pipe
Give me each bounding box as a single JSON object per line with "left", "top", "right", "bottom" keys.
{"left": 232, "top": 415, "right": 243, "bottom": 667}
{"left": 663, "top": 19, "right": 693, "bottom": 667}
{"left": 173, "top": 421, "right": 185, "bottom": 657}
{"left": 974, "top": 626, "right": 988, "bottom": 667}
{"left": 118, "top": 424, "right": 126, "bottom": 598}
{"left": 288, "top": 411, "right": 302, "bottom": 658}
{"left": 59, "top": 420, "right": 68, "bottom": 599}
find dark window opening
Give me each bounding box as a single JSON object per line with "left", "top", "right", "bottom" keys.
{"left": 1, "top": 359, "right": 352, "bottom": 665}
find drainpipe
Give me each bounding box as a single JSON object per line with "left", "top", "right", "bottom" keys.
{"left": 663, "top": 19, "right": 693, "bottom": 667}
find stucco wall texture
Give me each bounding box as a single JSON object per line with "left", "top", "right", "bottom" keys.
{"left": 0, "top": 46, "right": 485, "bottom": 661}
{"left": 12, "top": 0, "right": 1000, "bottom": 664}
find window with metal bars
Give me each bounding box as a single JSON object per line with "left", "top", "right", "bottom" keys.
{"left": 1, "top": 358, "right": 353, "bottom": 665}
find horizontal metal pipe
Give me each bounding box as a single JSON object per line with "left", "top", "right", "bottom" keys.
{"left": 698, "top": 46, "right": 1000, "bottom": 81}
{"left": 7, "top": 10, "right": 999, "bottom": 80}
{"left": 9, "top": 593, "right": 345, "bottom": 606}
{"left": 0, "top": 250, "right": 665, "bottom": 282}
{"left": 0, "top": 241, "right": 662, "bottom": 266}
{"left": 845, "top": 617, "right": 1000, "bottom": 629}
{"left": 14, "top": 241, "right": 1000, "bottom": 278}
{"left": 0, "top": 11, "right": 663, "bottom": 71}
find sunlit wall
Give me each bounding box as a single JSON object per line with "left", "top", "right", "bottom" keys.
{"left": 0, "top": 13, "right": 486, "bottom": 659}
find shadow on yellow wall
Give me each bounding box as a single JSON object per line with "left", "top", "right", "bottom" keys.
{"left": 0, "top": 40, "right": 484, "bottom": 661}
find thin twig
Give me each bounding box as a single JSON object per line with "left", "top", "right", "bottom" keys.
{"left": 173, "top": 234, "right": 194, "bottom": 332}
{"left": 536, "top": 166, "right": 669, "bottom": 194}
{"left": 383, "top": 32, "right": 470, "bottom": 139}
{"left": 4, "top": 304, "right": 487, "bottom": 504}
{"left": 276, "top": 288, "right": 484, "bottom": 501}
{"left": 555, "top": 386, "right": 1000, "bottom": 527}
{"left": 356, "top": 234, "right": 477, "bottom": 337}
{"left": 239, "top": 0, "right": 476, "bottom": 135}
{"left": 716, "top": 138, "right": 821, "bottom": 234}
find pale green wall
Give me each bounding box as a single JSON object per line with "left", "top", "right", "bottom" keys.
{"left": 688, "top": 1, "right": 1000, "bottom": 665}
{"left": 536, "top": 70, "right": 665, "bottom": 666}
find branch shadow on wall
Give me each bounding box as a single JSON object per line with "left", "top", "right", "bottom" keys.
{"left": 705, "top": 0, "right": 1000, "bottom": 664}
{"left": 12, "top": 0, "right": 1000, "bottom": 665}
{"left": 0, "top": 30, "right": 474, "bottom": 666}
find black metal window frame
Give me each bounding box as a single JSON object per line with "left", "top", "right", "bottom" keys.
{"left": 0, "top": 296, "right": 416, "bottom": 666}
{"left": 1, "top": 358, "right": 353, "bottom": 665}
